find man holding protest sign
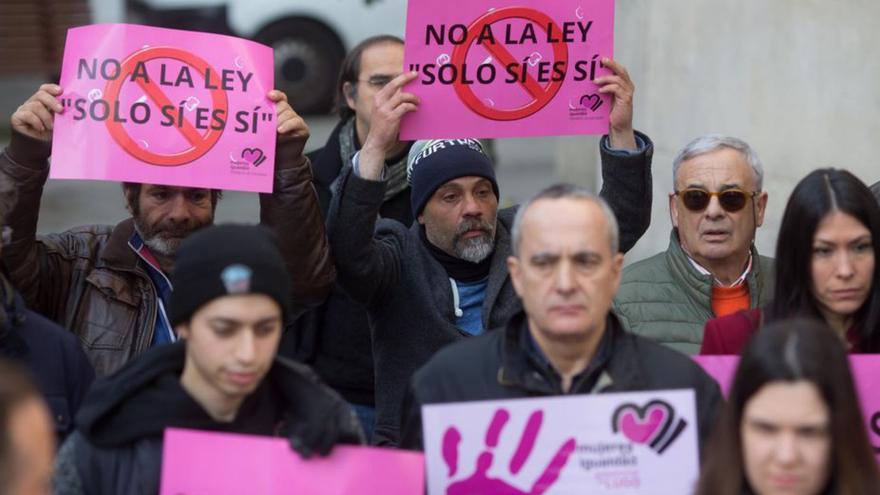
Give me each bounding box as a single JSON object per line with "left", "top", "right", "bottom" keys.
{"left": 399, "top": 184, "right": 721, "bottom": 450}
{"left": 0, "top": 83, "right": 334, "bottom": 377}
{"left": 327, "top": 58, "right": 653, "bottom": 446}
{"left": 53, "top": 225, "right": 362, "bottom": 495}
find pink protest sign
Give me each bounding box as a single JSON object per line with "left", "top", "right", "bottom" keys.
{"left": 159, "top": 428, "right": 424, "bottom": 494}
{"left": 51, "top": 24, "right": 275, "bottom": 193}
{"left": 401, "top": 0, "right": 615, "bottom": 140}
{"left": 693, "top": 355, "right": 880, "bottom": 460}
{"left": 423, "top": 390, "right": 699, "bottom": 494}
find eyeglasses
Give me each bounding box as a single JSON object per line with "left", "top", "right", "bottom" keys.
{"left": 672, "top": 188, "right": 758, "bottom": 212}
{"left": 358, "top": 74, "right": 397, "bottom": 88}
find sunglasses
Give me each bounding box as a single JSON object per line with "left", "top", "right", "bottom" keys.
{"left": 673, "top": 188, "right": 758, "bottom": 212}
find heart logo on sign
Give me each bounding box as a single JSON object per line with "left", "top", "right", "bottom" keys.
{"left": 241, "top": 147, "right": 267, "bottom": 167}
{"left": 616, "top": 403, "right": 672, "bottom": 444}
{"left": 579, "top": 93, "right": 603, "bottom": 112}
{"left": 611, "top": 400, "right": 687, "bottom": 455}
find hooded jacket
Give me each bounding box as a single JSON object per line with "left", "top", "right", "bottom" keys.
{"left": 53, "top": 341, "right": 362, "bottom": 495}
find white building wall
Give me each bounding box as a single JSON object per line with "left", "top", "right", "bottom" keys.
{"left": 557, "top": 0, "right": 880, "bottom": 263}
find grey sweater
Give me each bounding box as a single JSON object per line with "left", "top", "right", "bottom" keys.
{"left": 327, "top": 133, "right": 654, "bottom": 446}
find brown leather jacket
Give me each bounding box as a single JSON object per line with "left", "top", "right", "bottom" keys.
{"left": 0, "top": 131, "right": 335, "bottom": 377}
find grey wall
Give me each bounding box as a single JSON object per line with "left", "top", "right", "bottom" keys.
{"left": 558, "top": 0, "right": 880, "bottom": 263}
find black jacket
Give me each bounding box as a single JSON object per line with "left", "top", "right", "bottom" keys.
{"left": 400, "top": 312, "right": 722, "bottom": 451}
{"left": 284, "top": 119, "right": 413, "bottom": 406}
{"left": 328, "top": 133, "right": 654, "bottom": 446}
{"left": 0, "top": 274, "right": 94, "bottom": 438}
{"left": 53, "top": 341, "right": 362, "bottom": 495}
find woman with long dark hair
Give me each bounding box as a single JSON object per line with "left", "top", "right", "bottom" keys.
{"left": 696, "top": 318, "right": 879, "bottom": 495}
{"left": 701, "top": 168, "right": 880, "bottom": 354}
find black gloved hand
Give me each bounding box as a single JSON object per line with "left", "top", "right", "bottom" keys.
{"left": 287, "top": 402, "right": 364, "bottom": 459}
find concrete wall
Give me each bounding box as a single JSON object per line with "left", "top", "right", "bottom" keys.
{"left": 558, "top": 0, "right": 880, "bottom": 263}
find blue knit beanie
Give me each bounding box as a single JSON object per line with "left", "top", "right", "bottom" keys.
{"left": 406, "top": 139, "right": 499, "bottom": 216}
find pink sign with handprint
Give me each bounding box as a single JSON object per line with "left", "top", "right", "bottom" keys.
{"left": 422, "top": 391, "right": 699, "bottom": 494}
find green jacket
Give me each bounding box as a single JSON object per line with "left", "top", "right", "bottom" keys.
{"left": 613, "top": 231, "right": 774, "bottom": 355}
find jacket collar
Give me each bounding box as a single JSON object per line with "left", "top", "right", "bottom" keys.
{"left": 407, "top": 211, "right": 514, "bottom": 326}
{"left": 100, "top": 218, "right": 142, "bottom": 272}
{"left": 664, "top": 230, "right": 766, "bottom": 312}
{"left": 498, "top": 311, "right": 638, "bottom": 395}
{"left": 482, "top": 214, "right": 512, "bottom": 326}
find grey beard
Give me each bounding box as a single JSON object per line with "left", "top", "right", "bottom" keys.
{"left": 142, "top": 235, "right": 181, "bottom": 256}
{"left": 454, "top": 235, "right": 495, "bottom": 263}
{"left": 133, "top": 217, "right": 182, "bottom": 257}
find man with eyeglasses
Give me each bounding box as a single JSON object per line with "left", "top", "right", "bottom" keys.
{"left": 614, "top": 135, "right": 773, "bottom": 355}
{"left": 284, "top": 35, "right": 408, "bottom": 442}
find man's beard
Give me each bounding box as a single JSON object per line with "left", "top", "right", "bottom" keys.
{"left": 133, "top": 216, "right": 210, "bottom": 257}
{"left": 452, "top": 218, "right": 496, "bottom": 263}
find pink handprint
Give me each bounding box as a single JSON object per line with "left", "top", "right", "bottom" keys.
{"left": 443, "top": 408, "right": 576, "bottom": 495}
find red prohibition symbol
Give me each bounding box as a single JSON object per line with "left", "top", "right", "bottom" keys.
{"left": 103, "top": 46, "right": 229, "bottom": 167}
{"left": 450, "top": 7, "right": 570, "bottom": 121}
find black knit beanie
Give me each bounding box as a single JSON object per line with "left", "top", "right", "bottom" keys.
{"left": 168, "top": 224, "right": 293, "bottom": 326}
{"left": 407, "top": 139, "right": 499, "bottom": 216}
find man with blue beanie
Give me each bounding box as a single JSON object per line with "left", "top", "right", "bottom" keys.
{"left": 327, "top": 59, "right": 654, "bottom": 446}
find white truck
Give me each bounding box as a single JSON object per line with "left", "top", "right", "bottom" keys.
{"left": 90, "top": 0, "right": 407, "bottom": 113}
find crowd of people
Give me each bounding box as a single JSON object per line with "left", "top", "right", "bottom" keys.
{"left": 1, "top": 32, "right": 879, "bottom": 495}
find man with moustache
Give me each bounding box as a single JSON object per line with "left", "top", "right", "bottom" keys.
{"left": 328, "top": 59, "right": 654, "bottom": 446}
{"left": 614, "top": 135, "right": 774, "bottom": 355}
{"left": 0, "top": 84, "right": 334, "bottom": 377}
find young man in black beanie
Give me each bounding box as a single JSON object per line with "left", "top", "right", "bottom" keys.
{"left": 327, "top": 59, "right": 655, "bottom": 446}
{"left": 53, "top": 225, "right": 362, "bottom": 495}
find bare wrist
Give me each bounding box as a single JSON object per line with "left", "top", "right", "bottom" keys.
{"left": 609, "top": 127, "right": 637, "bottom": 151}
{"left": 358, "top": 145, "right": 387, "bottom": 181}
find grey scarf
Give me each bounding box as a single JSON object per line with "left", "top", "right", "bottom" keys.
{"left": 338, "top": 118, "right": 409, "bottom": 201}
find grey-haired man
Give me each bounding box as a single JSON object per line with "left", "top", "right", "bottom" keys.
{"left": 614, "top": 135, "right": 774, "bottom": 355}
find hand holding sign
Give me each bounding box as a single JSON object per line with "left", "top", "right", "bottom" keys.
{"left": 11, "top": 84, "right": 65, "bottom": 143}
{"left": 594, "top": 58, "right": 636, "bottom": 150}
{"left": 360, "top": 71, "right": 420, "bottom": 181}
{"left": 269, "top": 90, "right": 309, "bottom": 159}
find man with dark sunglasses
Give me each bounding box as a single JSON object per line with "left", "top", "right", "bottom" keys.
{"left": 613, "top": 135, "right": 774, "bottom": 355}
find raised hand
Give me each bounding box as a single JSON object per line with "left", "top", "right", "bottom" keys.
{"left": 358, "top": 71, "right": 419, "bottom": 180}
{"left": 268, "top": 90, "right": 309, "bottom": 157}
{"left": 594, "top": 58, "right": 637, "bottom": 150}
{"left": 11, "top": 84, "right": 64, "bottom": 142}
{"left": 443, "top": 408, "right": 576, "bottom": 495}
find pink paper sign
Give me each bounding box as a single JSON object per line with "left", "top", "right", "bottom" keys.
{"left": 51, "top": 24, "right": 276, "bottom": 193}
{"left": 401, "top": 0, "right": 615, "bottom": 140}
{"left": 159, "top": 428, "right": 425, "bottom": 495}
{"left": 423, "top": 390, "right": 699, "bottom": 494}
{"left": 693, "top": 355, "right": 880, "bottom": 460}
